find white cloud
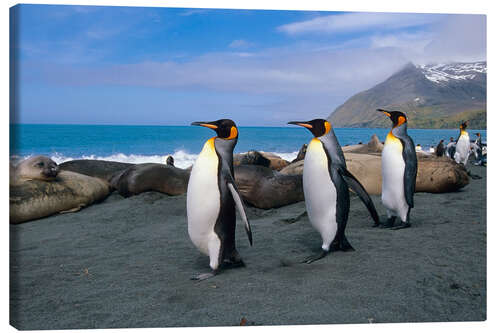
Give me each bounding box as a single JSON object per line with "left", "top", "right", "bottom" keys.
{"left": 20, "top": 14, "right": 486, "bottom": 124}
{"left": 421, "top": 14, "right": 486, "bottom": 63}
{"left": 278, "top": 12, "right": 444, "bottom": 35}
{"left": 178, "top": 9, "right": 210, "bottom": 16}
{"left": 228, "top": 39, "right": 253, "bottom": 49}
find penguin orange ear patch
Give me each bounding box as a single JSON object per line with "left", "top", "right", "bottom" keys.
{"left": 323, "top": 121, "right": 331, "bottom": 135}
{"left": 226, "top": 126, "right": 238, "bottom": 140}
{"left": 397, "top": 116, "right": 406, "bottom": 126}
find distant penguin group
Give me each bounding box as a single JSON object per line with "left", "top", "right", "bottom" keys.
{"left": 186, "top": 110, "right": 481, "bottom": 279}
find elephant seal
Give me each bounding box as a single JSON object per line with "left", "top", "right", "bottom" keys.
{"left": 234, "top": 151, "right": 290, "bottom": 170}
{"left": 234, "top": 165, "right": 303, "bottom": 209}
{"left": 278, "top": 152, "right": 469, "bottom": 195}
{"left": 291, "top": 144, "right": 308, "bottom": 163}
{"left": 259, "top": 152, "right": 290, "bottom": 170}
{"left": 343, "top": 134, "right": 383, "bottom": 154}
{"left": 279, "top": 160, "right": 304, "bottom": 176}
{"left": 12, "top": 155, "right": 60, "bottom": 184}
{"left": 109, "top": 163, "right": 190, "bottom": 197}
{"left": 234, "top": 150, "right": 271, "bottom": 168}
{"left": 59, "top": 159, "right": 133, "bottom": 182}
{"left": 10, "top": 170, "right": 110, "bottom": 224}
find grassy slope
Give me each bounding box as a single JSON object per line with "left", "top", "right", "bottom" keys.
{"left": 331, "top": 108, "right": 486, "bottom": 129}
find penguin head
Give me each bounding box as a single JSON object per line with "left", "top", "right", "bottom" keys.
{"left": 288, "top": 119, "right": 332, "bottom": 137}
{"left": 191, "top": 119, "right": 238, "bottom": 140}
{"left": 460, "top": 121, "right": 469, "bottom": 130}
{"left": 377, "top": 109, "right": 408, "bottom": 128}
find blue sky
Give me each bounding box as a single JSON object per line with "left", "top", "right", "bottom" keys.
{"left": 11, "top": 4, "right": 486, "bottom": 126}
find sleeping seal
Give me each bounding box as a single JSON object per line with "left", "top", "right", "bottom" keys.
{"left": 109, "top": 163, "right": 190, "bottom": 197}
{"left": 10, "top": 156, "right": 110, "bottom": 224}
{"left": 12, "top": 155, "right": 59, "bottom": 184}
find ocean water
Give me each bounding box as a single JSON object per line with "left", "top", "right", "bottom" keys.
{"left": 10, "top": 124, "right": 487, "bottom": 169}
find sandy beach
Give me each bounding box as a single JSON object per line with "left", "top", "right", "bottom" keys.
{"left": 9, "top": 164, "right": 486, "bottom": 330}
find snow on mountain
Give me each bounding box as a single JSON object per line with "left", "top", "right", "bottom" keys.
{"left": 418, "top": 62, "right": 487, "bottom": 84}
{"left": 328, "top": 61, "right": 486, "bottom": 128}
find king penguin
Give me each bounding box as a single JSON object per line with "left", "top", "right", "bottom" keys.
{"left": 454, "top": 121, "right": 471, "bottom": 165}
{"left": 187, "top": 119, "right": 252, "bottom": 280}
{"left": 377, "top": 109, "right": 418, "bottom": 230}
{"left": 288, "top": 119, "right": 380, "bottom": 263}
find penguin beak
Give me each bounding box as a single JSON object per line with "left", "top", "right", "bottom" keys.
{"left": 288, "top": 121, "right": 313, "bottom": 129}
{"left": 191, "top": 121, "right": 218, "bottom": 129}
{"left": 376, "top": 109, "right": 392, "bottom": 118}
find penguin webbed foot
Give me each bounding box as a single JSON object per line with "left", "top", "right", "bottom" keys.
{"left": 390, "top": 222, "right": 411, "bottom": 230}
{"left": 380, "top": 217, "right": 396, "bottom": 228}
{"left": 191, "top": 270, "right": 217, "bottom": 281}
{"left": 221, "top": 249, "right": 246, "bottom": 269}
{"left": 221, "top": 258, "right": 246, "bottom": 269}
{"left": 332, "top": 237, "right": 355, "bottom": 252}
{"left": 302, "top": 250, "right": 328, "bottom": 264}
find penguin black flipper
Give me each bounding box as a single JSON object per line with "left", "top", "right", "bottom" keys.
{"left": 396, "top": 134, "right": 418, "bottom": 208}
{"left": 227, "top": 179, "right": 253, "bottom": 246}
{"left": 339, "top": 167, "right": 380, "bottom": 226}
{"left": 329, "top": 165, "right": 354, "bottom": 251}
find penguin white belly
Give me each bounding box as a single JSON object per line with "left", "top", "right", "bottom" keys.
{"left": 187, "top": 138, "right": 221, "bottom": 258}
{"left": 303, "top": 138, "right": 338, "bottom": 250}
{"left": 455, "top": 134, "right": 470, "bottom": 165}
{"left": 381, "top": 139, "right": 408, "bottom": 219}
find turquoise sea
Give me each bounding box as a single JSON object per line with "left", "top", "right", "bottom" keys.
{"left": 10, "top": 124, "right": 487, "bottom": 168}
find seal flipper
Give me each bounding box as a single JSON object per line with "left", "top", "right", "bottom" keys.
{"left": 227, "top": 181, "right": 253, "bottom": 246}
{"left": 339, "top": 167, "right": 380, "bottom": 226}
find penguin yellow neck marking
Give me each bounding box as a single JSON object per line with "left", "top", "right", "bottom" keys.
{"left": 460, "top": 129, "right": 468, "bottom": 137}
{"left": 202, "top": 137, "right": 217, "bottom": 154}
{"left": 385, "top": 131, "right": 403, "bottom": 152}
{"left": 308, "top": 137, "right": 324, "bottom": 152}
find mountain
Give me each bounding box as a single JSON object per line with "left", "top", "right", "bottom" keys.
{"left": 328, "top": 62, "right": 486, "bottom": 129}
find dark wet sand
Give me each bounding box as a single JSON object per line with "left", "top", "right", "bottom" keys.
{"left": 10, "top": 165, "right": 486, "bottom": 329}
